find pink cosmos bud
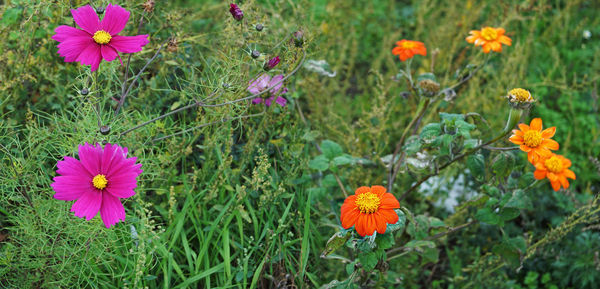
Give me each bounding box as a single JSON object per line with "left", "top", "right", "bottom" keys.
{"left": 292, "top": 30, "right": 304, "bottom": 47}
{"left": 264, "top": 56, "right": 280, "bottom": 71}
{"left": 229, "top": 3, "right": 243, "bottom": 21}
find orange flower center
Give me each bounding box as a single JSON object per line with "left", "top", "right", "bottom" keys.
{"left": 481, "top": 27, "right": 498, "bottom": 41}
{"left": 544, "top": 156, "right": 563, "bottom": 173}
{"left": 92, "top": 174, "right": 108, "bottom": 190}
{"left": 93, "top": 30, "right": 112, "bottom": 45}
{"left": 523, "top": 130, "right": 542, "bottom": 148}
{"left": 355, "top": 192, "right": 381, "bottom": 214}
{"left": 401, "top": 41, "right": 418, "bottom": 49}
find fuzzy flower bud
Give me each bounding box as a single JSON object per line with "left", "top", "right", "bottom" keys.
{"left": 96, "top": 6, "right": 105, "bottom": 14}
{"left": 251, "top": 50, "right": 260, "bottom": 59}
{"left": 229, "top": 3, "right": 243, "bottom": 21}
{"left": 418, "top": 79, "right": 440, "bottom": 97}
{"left": 255, "top": 24, "right": 264, "bottom": 31}
{"left": 143, "top": 0, "right": 155, "bottom": 13}
{"left": 264, "top": 56, "right": 280, "bottom": 71}
{"left": 292, "top": 30, "right": 304, "bottom": 47}
{"left": 506, "top": 88, "right": 535, "bottom": 109}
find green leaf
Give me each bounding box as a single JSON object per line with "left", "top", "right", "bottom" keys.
{"left": 504, "top": 189, "right": 532, "bottom": 210}
{"left": 308, "top": 155, "right": 329, "bottom": 171}
{"left": 322, "top": 174, "right": 338, "bottom": 187}
{"left": 345, "top": 260, "right": 357, "bottom": 275}
{"left": 375, "top": 232, "right": 395, "bottom": 250}
{"left": 420, "top": 123, "right": 441, "bottom": 144}
{"left": 428, "top": 217, "right": 445, "bottom": 228}
{"left": 385, "top": 209, "right": 406, "bottom": 233}
{"left": 455, "top": 195, "right": 489, "bottom": 211}
{"left": 332, "top": 154, "right": 354, "bottom": 166}
{"left": 466, "top": 154, "right": 485, "bottom": 181}
{"left": 358, "top": 251, "right": 379, "bottom": 271}
{"left": 321, "top": 230, "right": 352, "bottom": 257}
{"left": 499, "top": 207, "right": 520, "bottom": 221}
{"left": 321, "top": 140, "right": 343, "bottom": 159}
{"left": 475, "top": 207, "right": 500, "bottom": 225}
{"left": 464, "top": 138, "right": 480, "bottom": 149}
{"left": 417, "top": 72, "right": 437, "bottom": 82}
{"left": 492, "top": 153, "right": 513, "bottom": 178}
{"left": 421, "top": 247, "right": 440, "bottom": 263}
{"left": 403, "top": 240, "right": 436, "bottom": 250}
{"left": 492, "top": 237, "right": 526, "bottom": 268}
{"left": 1, "top": 8, "right": 23, "bottom": 27}
{"left": 406, "top": 215, "right": 430, "bottom": 240}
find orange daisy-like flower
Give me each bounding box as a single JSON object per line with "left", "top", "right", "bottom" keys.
{"left": 509, "top": 118, "right": 559, "bottom": 163}
{"left": 392, "top": 40, "right": 427, "bottom": 61}
{"left": 466, "top": 27, "right": 512, "bottom": 53}
{"left": 533, "top": 154, "right": 576, "bottom": 191}
{"left": 340, "top": 185, "right": 400, "bottom": 237}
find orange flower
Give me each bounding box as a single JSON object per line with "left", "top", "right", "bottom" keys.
{"left": 392, "top": 40, "right": 427, "bottom": 61}
{"left": 340, "top": 185, "right": 400, "bottom": 237}
{"left": 509, "top": 118, "right": 559, "bottom": 163}
{"left": 533, "top": 154, "right": 576, "bottom": 191}
{"left": 466, "top": 27, "right": 512, "bottom": 53}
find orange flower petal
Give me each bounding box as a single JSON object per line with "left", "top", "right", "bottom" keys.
{"left": 364, "top": 214, "right": 376, "bottom": 236}
{"left": 520, "top": 145, "right": 532, "bottom": 152}
{"left": 499, "top": 35, "right": 512, "bottom": 46}
{"left": 509, "top": 135, "right": 524, "bottom": 145}
{"left": 547, "top": 172, "right": 558, "bottom": 182}
{"left": 380, "top": 209, "right": 399, "bottom": 224}
{"left": 518, "top": 123, "right": 530, "bottom": 132}
{"left": 512, "top": 129, "right": 524, "bottom": 136}
{"left": 559, "top": 175, "right": 570, "bottom": 189}
{"left": 370, "top": 185, "right": 387, "bottom": 196}
{"left": 375, "top": 212, "right": 387, "bottom": 234}
{"left": 564, "top": 169, "right": 576, "bottom": 180}
{"left": 541, "top": 127, "right": 556, "bottom": 138}
{"left": 530, "top": 118, "right": 543, "bottom": 131}
{"left": 355, "top": 215, "right": 367, "bottom": 237}
{"left": 534, "top": 169, "right": 547, "bottom": 180}
{"left": 550, "top": 180, "right": 561, "bottom": 191}
{"left": 355, "top": 186, "right": 370, "bottom": 195}
{"left": 482, "top": 43, "right": 492, "bottom": 53}
{"left": 380, "top": 193, "right": 400, "bottom": 209}
{"left": 491, "top": 41, "right": 502, "bottom": 52}
{"left": 496, "top": 27, "right": 506, "bottom": 35}
{"left": 541, "top": 139, "right": 559, "bottom": 150}
{"left": 341, "top": 208, "right": 360, "bottom": 229}
{"left": 561, "top": 157, "right": 572, "bottom": 168}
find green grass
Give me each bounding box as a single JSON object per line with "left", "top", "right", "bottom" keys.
{"left": 1, "top": 0, "right": 600, "bottom": 288}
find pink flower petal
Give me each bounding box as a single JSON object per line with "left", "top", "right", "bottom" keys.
{"left": 252, "top": 97, "right": 264, "bottom": 104}
{"left": 76, "top": 43, "right": 103, "bottom": 71}
{"left": 100, "top": 193, "right": 126, "bottom": 228}
{"left": 56, "top": 156, "right": 91, "bottom": 177}
{"left": 56, "top": 36, "right": 95, "bottom": 62}
{"left": 264, "top": 96, "right": 275, "bottom": 107}
{"left": 70, "top": 191, "right": 102, "bottom": 221}
{"left": 100, "top": 4, "right": 130, "bottom": 35}
{"left": 248, "top": 74, "right": 270, "bottom": 94}
{"left": 268, "top": 74, "right": 284, "bottom": 94}
{"left": 52, "top": 25, "right": 90, "bottom": 42}
{"left": 106, "top": 156, "right": 142, "bottom": 178}
{"left": 78, "top": 143, "right": 102, "bottom": 175}
{"left": 275, "top": 96, "right": 287, "bottom": 107}
{"left": 51, "top": 175, "right": 92, "bottom": 200}
{"left": 71, "top": 5, "right": 99, "bottom": 35}
{"left": 109, "top": 35, "right": 149, "bottom": 53}
{"left": 101, "top": 45, "right": 121, "bottom": 64}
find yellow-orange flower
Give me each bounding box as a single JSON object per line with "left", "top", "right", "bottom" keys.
{"left": 533, "top": 154, "right": 576, "bottom": 191}
{"left": 392, "top": 40, "right": 427, "bottom": 61}
{"left": 466, "top": 27, "right": 512, "bottom": 53}
{"left": 340, "top": 186, "right": 400, "bottom": 237}
{"left": 509, "top": 118, "right": 558, "bottom": 163}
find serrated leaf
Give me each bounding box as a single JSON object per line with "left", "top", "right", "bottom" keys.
{"left": 308, "top": 155, "right": 329, "bottom": 171}
{"left": 475, "top": 207, "right": 500, "bottom": 225}
{"left": 332, "top": 154, "right": 354, "bottom": 166}
{"left": 504, "top": 189, "right": 532, "bottom": 210}
{"left": 467, "top": 154, "right": 485, "bottom": 181}
{"left": 420, "top": 123, "right": 441, "bottom": 144}
{"left": 375, "top": 232, "right": 395, "bottom": 250}
{"left": 358, "top": 251, "right": 379, "bottom": 271}
{"left": 492, "top": 153, "right": 513, "bottom": 178}
{"left": 321, "top": 140, "right": 343, "bottom": 160}
{"left": 321, "top": 230, "right": 352, "bottom": 257}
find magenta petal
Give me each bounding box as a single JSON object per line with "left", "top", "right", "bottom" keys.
{"left": 248, "top": 74, "right": 270, "bottom": 94}
{"left": 275, "top": 96, "right": 287, "bottom": 107}
{"left": 52, "top": 25, "right": 90, "bottom": 42}
{"left": 100, "top": 4, "right": 130, "bottom": 35}
{"left": 101, "top": 45, "right": 119, "bottom": 63}
{"left": 71, "top": 5, "right": 99, "bottom": 35}
{"left": 76, "top": 43, "right": 102, "bottom": 71}
{"left": 252, "top": 97, "right": 263, "bottom": 104}
{"left": 56, "top": 156, "right": 91, "bottom": 177}
{"left": 264, "top": 97, "right": 275, "bottom": 107}
{"left": 109, "top": 35, "right": 149, "bottom": 53}
{"left": 78, "top": 143, "right": 102, "bottom": 175}
{"left": 268, "top": 74, "right": 284, "bottom": 94}
{"left": 51, "top": 175, "right": 91, "bottom": 201}
{"left": 70, "top": 191, "right": 102, "bottom": 221}
{"left": 56, "top": 37, "right": 95, "bottom": 62}
{"left": 100, "top": 193, "right": 126, "bottom": 228}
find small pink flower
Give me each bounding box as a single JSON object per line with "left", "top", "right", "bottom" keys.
{"left": 229, "top": 3, "right": 243, "bottom": 21}
{"left": 52, "top": 4, "right": 149, "bottom": 72}
{"left": 264, "top": 56, "right": 280, "bottom": 71}
{"left": 248, "top": 74, "right": 288, "bottom": 107}
{"left": 51, "top": 143, "right": 142, "bottom": 228}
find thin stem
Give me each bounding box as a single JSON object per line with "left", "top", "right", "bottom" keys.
{"left": 0, "top": 143, "right": 34, "bottom": 209}
{"left": 388, "top": 98, "right": 430, "bottom": 192}
{"left": 152, "top": 111, "right": 265, "bottom": 142}
{"left": 386, "top": 221, "right": 476, "bottom": 257}
{"left": 115, "top": 39, "right": 168, "bottom": 115}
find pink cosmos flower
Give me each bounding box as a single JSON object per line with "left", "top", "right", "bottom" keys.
{"left": 248, "top": 74, "right": 288, "bottom": 107}
{"left": 52, "top": 4, "right": 149, "bottom": 72}
{"left": 51, "top": 143, "right": 142, "bottom": 228}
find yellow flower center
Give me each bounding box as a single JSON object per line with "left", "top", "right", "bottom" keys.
{"left": 93, "top": 30, "right": 112, "bottom": 45}
{"left": 523, "top": 130, "right": 542, "bottom": 148}
{"left": 355, "top": 192, "right": 381, "bottom": 214}
{"left": 481, "top": 27, "right": 498, "bottom": 41}
{"left": 92, "top": 174, "right": 108, "bottom": 190}
{"left": 401, "top": 41, "right": 418, "bottom": 49}
{"left": 509, "top": 88, "right": 532, "bottom": 102}
{"left": 544, "top": 156, "right": 563, "bottom": 173}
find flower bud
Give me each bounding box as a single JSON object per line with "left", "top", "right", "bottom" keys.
{"left": 229, "top": 3, "right": 243, "bottom": 21}
{"left": 100, "top": 125, "right": 110, "bottom": 135}
{"left": 263, "top": 56, "right": 280, "bottom": 71}
{"left": 80, "top": 88, "right": 89, "bottom": 96}
{"left": 292, "top": 30, "right": 304, "bottom": 47}
{"left": 143, "top": 0, "right": 155, "bottom": 13}
{"left": 96, "top": 6, "right": 105, "bottom": 14}
{"left": 255, "top": 24, "right": 264, "bottom": 31}
{"left": 251, "top": 50, "right": 260, "bottom": 59}
{"left": 417, "top": 79, "right": 440, "bottom": 97}
{"left": 506, "top": 88, "right": 535, "bottom": 109}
